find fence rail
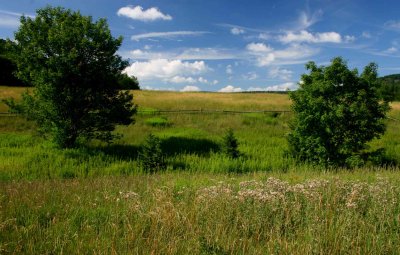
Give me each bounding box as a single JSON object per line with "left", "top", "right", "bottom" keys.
{"left": 0, "top": 109, "right": 292, "bottom": 117}
{"left": 1, "top": 110, "right": 399, "bottom": 122}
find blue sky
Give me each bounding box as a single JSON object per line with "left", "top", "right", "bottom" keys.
{"left": 1, "top": 0, "right": 400, "bottom": 92}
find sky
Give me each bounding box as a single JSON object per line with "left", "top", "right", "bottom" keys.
{"left": 1, "top": 0, "right": 400, "bottom": 92}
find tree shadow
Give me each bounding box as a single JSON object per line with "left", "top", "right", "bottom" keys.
{"left": 160, "top": 136, "right": 220, "bottom": 156}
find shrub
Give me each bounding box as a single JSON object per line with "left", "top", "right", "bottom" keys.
{"left": 139, "top": 134, "right": 166, "bottom": 172}
{"left": 222, "top": 128, "right": 240, "bottom": 159}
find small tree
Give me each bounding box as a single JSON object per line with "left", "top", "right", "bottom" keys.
{"left": 222, "top": 128, "right": 240, "bottom": 159}
{"left": 10, "top": 6, "right": 136, "bottom": 147}
{"left": 139, "top": 134, "right": 166, "bottom": 173}
{"left": 288, "top": 57, "right": 389, "bottom": 167}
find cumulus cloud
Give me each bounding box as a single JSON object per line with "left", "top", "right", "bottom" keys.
{"left": 268, "top": 67, "right": 293, "bottom": 81}
{"left": 242, "top": 72, "right": 258, "bottom": 80}
{"left": 124, "top": 59, "right": 210, "bottom": 80}
{"left": 247, "top": 42, "right": 318, "bottom": 66}
{"left": 231, "top": 27, "right": 245, "bottom": 35}
{"left": 218, "top": 85, "right": 243, "bottom": 92}
{"left": 169, "top": 76, "right": 196, "bottom": 84}
{"left": 117, "top": 6, "right": 172, "bottom": 21}
{"left": 246, "top": 42, "right": 273, "bottom": 52}
{"left": 248, "top": 82, "right": 297, "bottom": 92}
{"left": 181, "top": 85, "right": 201, "bottom": 92}
{"left": 279, "top": 30, "right": 342, "bottom": 44}
{"left": 169, "top": 76, "right": 211, "bottom": 84}
{"left": 131, "top": 31, "right": 209, "bottom": 41}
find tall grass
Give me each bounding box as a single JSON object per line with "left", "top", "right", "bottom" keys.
{"left": 1, "top": 88, "right": 400, "bottom": 253}
{"left": 2, "top": 173, "right": 400, "bottom": 254}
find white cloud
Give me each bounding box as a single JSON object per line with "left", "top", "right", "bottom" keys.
{"left": 226, "top": 65, "right": 233, "bottom": 74}
{"left": 344, "top": 35, "right": 356, "bottom": 43}
{"left": 177, "top": 48, "right": 236, "bottom": 60}
{"left": 231, "top": 27, "right": 245, "bottom": 35}
{"left": 212, "top": 80, "right": 219, "bottom": 85}
{"left": 268, "top": 67, "right": 293, "bottom": 81}
{"left": 0, "top": 10, "right": 35, "bottom": 28}
{"left": 248, "top": 82, "right": 297, "bottom": 91}
{"left": 384, "top": 20, "right": 400, "bottom": 31}
{"left": 384, "top": 47, "right": 398, "bottom": 54}
{"left": 124, "top": 59, "right": 210, "bottom": 80}
{"left": 126, "top": 47, "right": 238, "bottom": 60}
{"left": 362, "top": 31, "right": 371, "bottom": 38}
{"left": 247, "top": 42, "right": 318, "bottom": 66}
{"left": 117, "top": 6, "right": 172, "bottom": 22}
{"left": 181, "top": 85, "right": 201, "bottom": 92}
{"left": 297, "top": 10, "right": 323, "bottom": 30}
{"left": 242, "top": 72, "right": 258, "bottom": 80}
{"left": 169, "top": 76, "right": 196, "bottom": 83}
{"left": 246, "top": 42, "right": 273, "bottom": 52}
{"left": 258, "top": 33, "right": 270, "bottom": 40}
{"left": 218, "top": 85, "right": 243, "bottom": 92}
{"left": 143, "top": 85, "right": 176, "bottom": 91}
{"left": 279, "top": 30, "right": 342, "bottom": 44}
{"left": 131, "top": 31, "right": 209, "bottom": 41}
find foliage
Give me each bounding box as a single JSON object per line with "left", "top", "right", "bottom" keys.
{"left": 139, "top": 133, "right": 166, "bottom": 172}
{"left": 9, "top": 6, "right": 136, "bottom": 148}
{"left": 222, "top": 128, "right": 240, "bottom": 159}
{"left": 117, "top": 73, "right": 140, "bottom": 90}
{"left": 288, "top": 57, "right": 390, "bottom": 167}
{"left": 0, "top": 39, "right": 26, "bottom": 86}
{"left": 379, "top": 74, "right": 400, "bottom": 101}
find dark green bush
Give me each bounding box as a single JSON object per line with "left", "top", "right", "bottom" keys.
{"left": 222, "top": 128, "right": 240, "bottom": 159}
{"left": 139, "top": 134, "right": 166, "bottom": 173}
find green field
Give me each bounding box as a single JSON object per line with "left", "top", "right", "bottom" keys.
{"left": 1, "top": 86, "right": 400, "bottom": 254}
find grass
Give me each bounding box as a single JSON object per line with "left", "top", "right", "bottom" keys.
{"left": 1, "top": 86, "right": 400, "bottom": 253}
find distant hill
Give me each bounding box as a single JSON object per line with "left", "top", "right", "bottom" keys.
{"left": 379, "top": 74, "right": 400, "bottom": 101}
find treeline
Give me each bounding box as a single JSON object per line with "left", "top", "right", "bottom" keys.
{"left": 0, "top": 39, "right": 140, "bottom": 90}
{"left": 379, "top": 74, "right": 400, "bottom": 101}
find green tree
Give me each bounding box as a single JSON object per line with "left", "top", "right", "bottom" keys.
{"left": 222, "top": 128, "right": 240, "bottom": 159}
{"left": 0, "top": 39, "right": 25, "bottom": 86}
{"left": 139, "top": 134, "right": 166, "bottom": 173}
{"left": 10, "top": 6, "right": 136, "bottom": 148}
{"left": 117, "top": 73, "right": 140, "bottom": 90}
{"left": 288, "top": 57, "right": 389, "bottom": 167}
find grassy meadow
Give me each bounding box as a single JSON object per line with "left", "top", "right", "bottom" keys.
{"left": 1, "top": 86, "right": 400, "bottom": 254}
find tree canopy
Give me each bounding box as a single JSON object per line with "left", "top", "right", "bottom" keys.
{"left": 9, "top": 6, "right": 136, "bottom": 148}
{"left": 288, "top": 57, "right": 390, "bottom": 167}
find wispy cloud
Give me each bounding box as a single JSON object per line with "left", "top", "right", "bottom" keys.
{"left": 295, "top": 10, "right": 323, "bottom": 30}
{"left": 279, "top": 30, "right": 342, "bottom": 44}
{"left": 126, "top": 47, "right": 239, "bottom": 60}
{"left": 0, "top": 10, "right": 35, "bottom": 28}
{"left": 384, "top": 20, "right": 400, "bottom": 31}
{"left": 131, "top": 31, "right": 210, "bottom": 41}
{"left": 117, "top": 6, "right": 172, "bottom": 22}
{"left": 231, "top": 27, "right": 245, "bottom": 35}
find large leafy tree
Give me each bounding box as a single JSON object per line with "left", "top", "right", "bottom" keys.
{"left": 288, "top": 57, "right": 389, "bottom": 167}
{"left": 10, "top": 6, "right": 136, "bottom": 148}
